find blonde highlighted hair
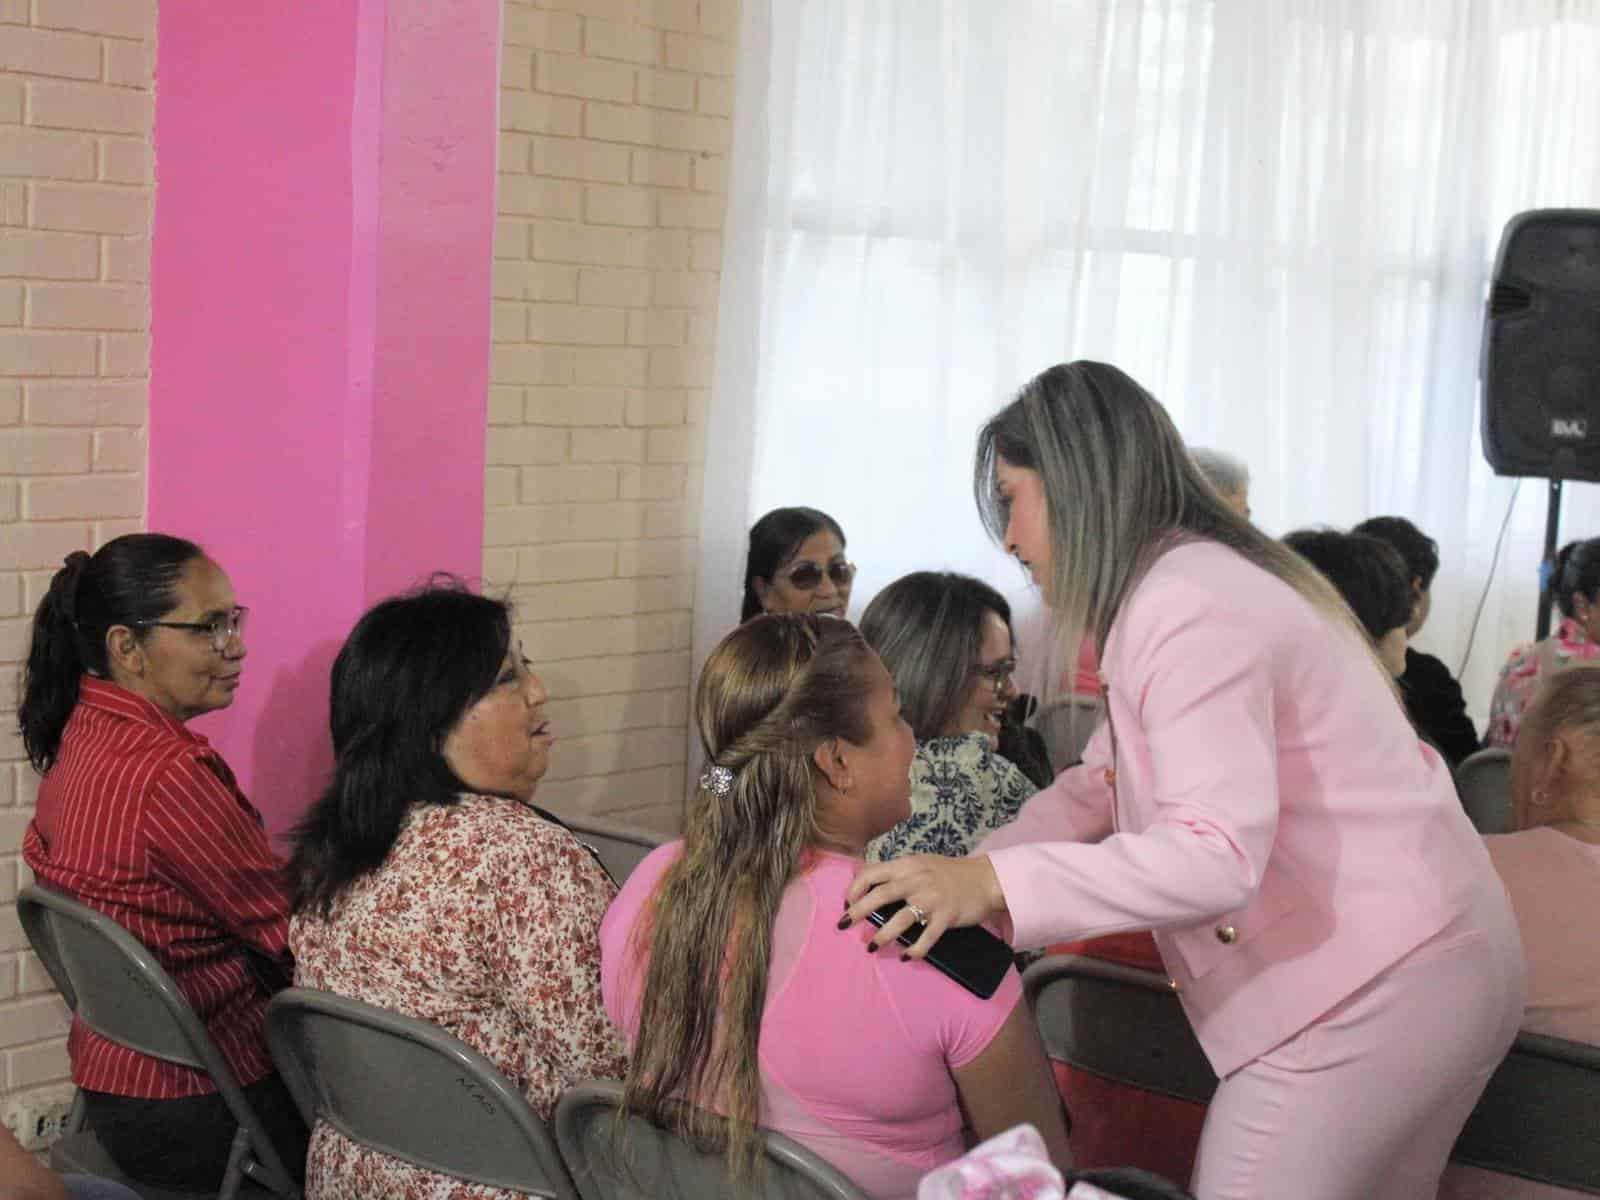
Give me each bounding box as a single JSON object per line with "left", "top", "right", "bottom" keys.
{"left": 973, "top": 361, "right": 1373, "bottom": 684}
{"left": 621, "top": 614, "right": 876, "bottom": 1180}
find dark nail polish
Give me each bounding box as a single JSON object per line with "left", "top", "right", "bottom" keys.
{"left": 836, "top": 916, "right": 851, "bottom": 930}
{"left": 900, "top": 953, "right": 912, "bottom": 962}
{"left": 866, "top": 942, "right": 878, "bottom": 954}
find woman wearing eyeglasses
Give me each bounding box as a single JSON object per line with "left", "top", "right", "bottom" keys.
{"left": 858, "top": 572, "right": 1041, "bottom": 862}
{"left": 18, "top": 534, "right": 306, "bottom": 1192}
{"left": 741, "top": 506, "right": 857, "bottom": 620}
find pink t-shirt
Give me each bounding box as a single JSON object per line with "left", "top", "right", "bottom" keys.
{"left": 600, "top": 843, "right": 1023, "bottom": 1199}
{"left": 1485, "top": 826, "right": 1600, "bottom": 1044}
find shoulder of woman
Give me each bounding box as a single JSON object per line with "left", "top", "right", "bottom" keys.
{"left": 917, "top": 732, "right": 991, "bottom": 765}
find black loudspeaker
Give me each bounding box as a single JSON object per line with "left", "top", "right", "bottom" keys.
{"left": 1481, "top": 209, "right": 1600, "bottom": 480}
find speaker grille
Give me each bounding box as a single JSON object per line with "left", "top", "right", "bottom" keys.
{"left": 1489, "top": 282, "right": 1533, "bottom": 317}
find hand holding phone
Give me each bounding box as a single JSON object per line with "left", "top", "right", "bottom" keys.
{"left": 865, "top": 900, "right": 1014, "bottom": 999}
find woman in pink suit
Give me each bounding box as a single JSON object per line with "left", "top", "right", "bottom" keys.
{"left": 843, "top": 362, "right": 1526, "bottom": 1200}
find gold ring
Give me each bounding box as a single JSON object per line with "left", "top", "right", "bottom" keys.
{"left": 908, "top": 904, "right": 929, "bottom": 925}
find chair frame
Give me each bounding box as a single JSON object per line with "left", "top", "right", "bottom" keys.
{"left": 559, "top": 815, "right": 668, "bottom": 887}
{"left": 1450, "top": 1030, "right": 1600, "bottom": 1193}
{"left": 16, "top": 883, "right": 301, "bottom": 1200}
{"left": 265, "top": 987, "right": 578, "bottom": 1199}
{"left": 1022, "top": 953, "right": 1219, "bottom": 1106}
{"left": 1454, "top": 746, "right": 1514, "bottom": 835}
{"left": 553, "top": 1079, "right": 870, "bottom": 1200}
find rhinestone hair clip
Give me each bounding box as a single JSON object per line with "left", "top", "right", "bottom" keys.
{"left": 699, "top": 764, "right": 735, "bottom": 796}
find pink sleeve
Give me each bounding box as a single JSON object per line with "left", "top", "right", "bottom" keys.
{"left": 598, "top": 842, "right": 679, "bottom": 1040}
{"left": 989, "top": 589, "right": 1277, "bottom": 949}
{"left": 880, "top": 954, "right": 1024, "bottom": 1070}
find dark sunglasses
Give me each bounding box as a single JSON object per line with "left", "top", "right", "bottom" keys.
{"left": 778, "top": 560, "right": 856, "bottom": 591}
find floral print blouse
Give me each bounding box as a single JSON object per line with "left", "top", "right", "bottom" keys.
{"left": 290, "top": 794, "right": 628, "bottom": 1200}
{"left": 866, "top": 733, "right": 1036, "bottom": 862}
{"left": 1485, "top": 617, "right": 1600, "bottom": 749}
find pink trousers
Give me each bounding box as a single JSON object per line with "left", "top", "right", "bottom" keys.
{"left": 1191, "top": 876, "right": 1527, "bottom": 1200}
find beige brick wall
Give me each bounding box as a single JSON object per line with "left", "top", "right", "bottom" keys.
{"left": 0, "top": 0, "right": 153, "bottom": 1108}
{"left": 488, "top": 0, "right": 737, "bottom": 832}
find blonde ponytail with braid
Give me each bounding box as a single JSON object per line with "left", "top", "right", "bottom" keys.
{"left": 620, "top": 614, "right": 876, "bottom": 1180}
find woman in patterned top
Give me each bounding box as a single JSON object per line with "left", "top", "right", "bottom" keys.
{"left": 1487, "top": 538, "right": 1600, "bottom": 748}
{"left": 859, "top": 572, "right": 1038, "bottom": 862}
{"left": 284, "top": 582, "right": 627, "bottom": 1200}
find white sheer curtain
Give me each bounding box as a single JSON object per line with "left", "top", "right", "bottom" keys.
{"left": 694, "top": 0, "right": 1600, "bottom": 769}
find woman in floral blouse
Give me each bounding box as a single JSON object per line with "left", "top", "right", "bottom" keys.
{"left": 859, "top": 572, "right": 1038, "bottom": 861}
{"left": 1487, "top": 538, "right": 1600, "bottom": 749}
{"left": 284, "top": 582, "right": 627, "bottom": 1200}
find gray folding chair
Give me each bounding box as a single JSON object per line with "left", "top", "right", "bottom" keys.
{"left": 561, "top": 815, "right": 669, "bottom": 886}
{"left": 1449, "top": 1031, "right": 1600, "bottom": 1193}
{"left": 1033, "top": 696, "right": 1105, "bottom": 769}
{"left": 16, "top": 884, "right": 300, "bottom": 1200}
{"left": 553, "top": 1079, "right": 869, "bottom": 1200}
{"left": 1455, "top": 746, "right": 1514, "bottom": 834}
{"left": 264, "top": 988, "right": 578, "bottom": 1199}
{"left": 1022, "top": 954, "right": 1218, "bottom": 1106}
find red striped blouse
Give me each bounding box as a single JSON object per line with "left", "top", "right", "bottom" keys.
{"left": 21, "top": 677, "right": 291, "bottom": 1099}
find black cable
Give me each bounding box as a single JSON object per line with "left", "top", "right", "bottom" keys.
{"left": 1458, "top": 480, "right": 1522, "bottom": 678}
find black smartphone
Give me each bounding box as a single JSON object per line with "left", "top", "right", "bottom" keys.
{"left": 865, "top": 901, "right": 1015, "bottom": 1000}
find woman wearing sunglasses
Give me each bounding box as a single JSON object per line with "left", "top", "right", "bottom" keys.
{"left": 19, "top": 534, "right": 306, "bottom": 1191}
{"left": 741, "top": 506, "right": 856, "bottom": 620}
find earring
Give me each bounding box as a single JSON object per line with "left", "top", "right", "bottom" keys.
{"left": 1532, "top": 787, "right": 1551, "bottom": 808}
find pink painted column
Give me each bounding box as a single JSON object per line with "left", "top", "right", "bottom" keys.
{"left": 148, "top": 0, "right": 499, "bottom": 837}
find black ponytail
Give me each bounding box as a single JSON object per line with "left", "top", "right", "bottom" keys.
{"left": 19, "top": 534, "right": 204, "bottom": 772}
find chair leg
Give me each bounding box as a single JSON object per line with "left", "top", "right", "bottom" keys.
{"left": 217, "top": 1126, "right": 250, "bottom": 1200}
{"left": 63, "top": 1090, "right": 88, "bottom": 1136}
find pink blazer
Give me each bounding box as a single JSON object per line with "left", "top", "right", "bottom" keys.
{"left": 980, "top": 540, "right": 1501, "bottom": 1077}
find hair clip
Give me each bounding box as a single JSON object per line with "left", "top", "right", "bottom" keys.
{"left": 699, "top": 764, "right": 735, "bottom": 796}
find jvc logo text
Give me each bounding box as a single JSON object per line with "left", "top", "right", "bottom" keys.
{"left": 1552, "top": 418, "right": 1589, "bottom": 439}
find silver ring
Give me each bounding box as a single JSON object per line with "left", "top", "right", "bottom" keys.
{"left": 908, "top": 904, "right": 929, "bottom": 926}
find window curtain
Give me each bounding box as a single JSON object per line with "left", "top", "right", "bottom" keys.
{"left": 693, "top": 0, "right": 1600, "bottom": 778}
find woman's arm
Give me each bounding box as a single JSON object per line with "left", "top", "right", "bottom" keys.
{"left": 490, "top": 823, "right": 630, "bottom": 1097}
{"left": 851, "top": 582, "right": 1280, "bottom": 954}
{"left": 146, "top": 754, "right": 291, "bottom": 963}
{"left": 951, "top": 1002, "right": 1074, "bottom": 1171}
{"left": 0, "top": 1124, "right": 67, "bottom": 1200}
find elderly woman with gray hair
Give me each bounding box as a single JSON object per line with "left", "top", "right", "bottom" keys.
{"left": 859, "top": 571, "right": 1042, "bottom": 861}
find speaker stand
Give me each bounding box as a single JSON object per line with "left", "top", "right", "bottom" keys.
{"left": 1537, "top": 474, "right": 1565, "bottom": 641}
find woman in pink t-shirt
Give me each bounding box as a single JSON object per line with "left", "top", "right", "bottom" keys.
{"left": 600, "top": 614, "right": 1070, "bottom": 1198}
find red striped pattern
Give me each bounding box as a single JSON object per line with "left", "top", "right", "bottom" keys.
{"left": 22, "top": 677, "right": 291, "bottom": 1099}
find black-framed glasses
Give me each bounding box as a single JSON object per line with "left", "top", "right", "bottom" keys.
{"left": 779, "top": 560, "right": 856, "bottom": 592}
{"left": 974, "top": 657, "right": 1017, "bottom": 690}
{"left": 133, "top": 606, "right": 248, "bottom": 653}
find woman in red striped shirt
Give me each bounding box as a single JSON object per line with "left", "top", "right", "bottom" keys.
{"left": 19, "top": 534, "right": 306, "bottom": 1190}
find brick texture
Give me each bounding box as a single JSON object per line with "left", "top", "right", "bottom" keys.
{"left": 489, "top": 0, "right": 737, "bottom": 829}
{"left": 0, "top": 1, "right": 150, "bottom": 1106}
